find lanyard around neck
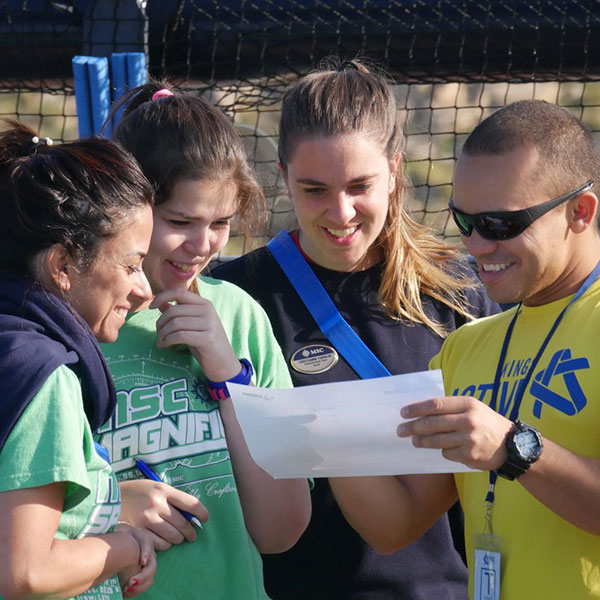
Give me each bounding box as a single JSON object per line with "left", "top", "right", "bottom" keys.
{"left": 489, "top": 260, "right": 600, "bottom": 421}
{"left": 485, "top": 260, "right": 600, "bottom": 503}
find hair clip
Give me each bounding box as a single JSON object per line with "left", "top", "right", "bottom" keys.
{"left": 152, "top": 89, "right": 174, "bottom": 101}
{"left": 31, "top": 136, "right": 53, "bottom": 146}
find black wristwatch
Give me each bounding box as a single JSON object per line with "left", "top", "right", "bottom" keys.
{"left": 496, "top": 420, "right": 543, "bottom": 481}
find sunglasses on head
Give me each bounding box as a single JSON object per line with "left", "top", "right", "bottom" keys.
{"left": 449, "top": 180, "right": 594, "bottom": 241}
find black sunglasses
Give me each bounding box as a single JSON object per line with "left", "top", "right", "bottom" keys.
{"left": 449, "top": 180, "right": 594, "bottom": 240}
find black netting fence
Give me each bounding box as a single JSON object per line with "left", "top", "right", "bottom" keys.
{"left": 1, "top": 0, "right": 599, "bottom": 255}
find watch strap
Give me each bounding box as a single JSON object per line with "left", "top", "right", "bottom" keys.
{"left": 497, "top": 420, "right": 542, "bottom": 481}
{"left": 496, "top": 458, "right": 529, "bottom": 481}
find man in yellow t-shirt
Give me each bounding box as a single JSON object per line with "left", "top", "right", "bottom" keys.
{"left": 329, "top": 100, "right": 600, "bottom": 599}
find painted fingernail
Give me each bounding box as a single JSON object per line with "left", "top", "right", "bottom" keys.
{"left": 126, "top": 587, "right": 135, "bottom": 594}
{"left": 130, "top": 579, "right": 139, "bottom": 587}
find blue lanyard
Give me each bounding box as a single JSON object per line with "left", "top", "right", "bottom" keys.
{"left": 485, "top": 260, "right": 600, "bottom": 503}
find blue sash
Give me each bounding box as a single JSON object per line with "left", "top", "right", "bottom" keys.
{"left": 267, "top": 230, "right": 391, "bottom": 379}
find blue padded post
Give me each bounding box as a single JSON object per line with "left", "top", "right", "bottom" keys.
{"left": 111, "top": 51, "right": 147, "bottom": 127}
{"left": 126, "top": 52, "right": 147, "bottom": 88}
{"left": 72, "top": 56, "right": 94, "bottom": 138}
{"left": 72, "top": 55, "right": 111, "bottom": 138}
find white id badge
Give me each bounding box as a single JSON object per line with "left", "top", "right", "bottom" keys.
{"left": 473, "top": 533, "right": 502, "bottom": 600}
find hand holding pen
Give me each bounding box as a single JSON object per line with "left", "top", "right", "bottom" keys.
{"left": 117, "top": 459, "right": 208, "bottom": 551}
{"left": 134, "top": 458, "right": 204, "bottom": 529}
{"left": 119, "top": 457, "right": 208, "bottom": 552}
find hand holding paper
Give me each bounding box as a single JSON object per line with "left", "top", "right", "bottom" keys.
{"left": 228, "top": 369, "right": 474, "bottom": 478}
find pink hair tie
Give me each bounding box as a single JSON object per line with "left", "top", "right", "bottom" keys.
{"left": 152, "top": 89, "right": 174, "bottom": 101}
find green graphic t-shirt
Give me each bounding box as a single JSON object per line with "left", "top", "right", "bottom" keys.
{"left": 98, "top": 276, "right": 292, "bottom": 600}
{"left": 0, "top": 365, "right": 123, "bottom": 600}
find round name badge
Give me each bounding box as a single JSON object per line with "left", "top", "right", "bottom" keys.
{"left": 290, "top": 344, "right": 339, "bottom": 375}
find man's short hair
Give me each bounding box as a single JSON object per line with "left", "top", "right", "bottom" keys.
{"left": 462, "top": 100, "right": 600, "bottom": 198}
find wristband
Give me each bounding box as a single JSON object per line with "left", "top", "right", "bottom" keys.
{"left": 206, "top": 358, "right": 254, "bottom": 402}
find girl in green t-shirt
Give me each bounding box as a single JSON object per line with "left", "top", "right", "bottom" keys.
{"left": 97, "top": 82, "right": 311, "bottom": 600}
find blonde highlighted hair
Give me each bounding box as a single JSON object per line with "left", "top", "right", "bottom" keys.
{"left": 278, "top": 58, "right": 474, "bottom": 337}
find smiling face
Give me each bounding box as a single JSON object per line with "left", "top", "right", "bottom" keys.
{"left": 141, "top": 178, "right": 238, "bottom": 300}
{"left": 284, "top": 134, "right": 397, "bottom": 272}
{"left": 67, "top": 204, "right": 153, "bottom": 342}
{"left": 453, "top": 145, "right": 593, "bottom": 306}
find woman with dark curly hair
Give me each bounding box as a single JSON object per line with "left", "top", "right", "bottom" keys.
{"left": 0, "top": 121, "right": 156, "bottom": 600}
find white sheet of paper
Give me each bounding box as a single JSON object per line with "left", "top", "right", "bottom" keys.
{"left": 228, "top": 369, "right": 473, "bottom": 478}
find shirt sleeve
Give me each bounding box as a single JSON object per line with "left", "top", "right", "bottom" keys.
{"left": 0, "top": 365, "right": 92, "bottom": 499}
{"left": 429, "top": 351, "right": 442, "bottom": 371}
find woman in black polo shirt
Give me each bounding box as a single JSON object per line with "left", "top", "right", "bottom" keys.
{"left": 214, "top": 58, "right": 497, "bottom": 600}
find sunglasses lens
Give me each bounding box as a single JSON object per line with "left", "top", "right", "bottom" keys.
{"left": 478, "top": 216, "right": 525, "bottom": 240}
{"left": 451, "top": 210, "right": 472, "bottom": 236}
{"left": 450, "top": 204, "right": 530, "bottom": 240}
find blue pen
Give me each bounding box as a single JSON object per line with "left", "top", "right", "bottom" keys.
{"left": 134, "top": 458, "right": 203, "bottom": 529}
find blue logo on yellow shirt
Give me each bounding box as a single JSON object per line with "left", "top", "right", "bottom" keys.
{"left": 454, "top": 348, "right": 589, "bottom": 420}
{"left": 529, "top": 349, "right": 589, "bottom": 418}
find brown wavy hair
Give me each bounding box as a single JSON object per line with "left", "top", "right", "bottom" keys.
{"left": 110, "top": 80, "right": 265, "bottom": 241}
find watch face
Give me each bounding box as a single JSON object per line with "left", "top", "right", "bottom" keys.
{"left": 514, "top": 429, "right": 540, "bottom": 460}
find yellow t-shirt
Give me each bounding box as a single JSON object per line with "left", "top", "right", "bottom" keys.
{"left": 431, "top": 279, "right": 600, "bottom": 599}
